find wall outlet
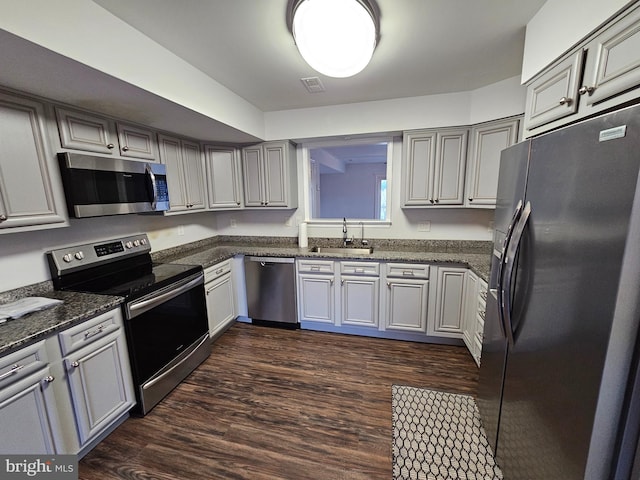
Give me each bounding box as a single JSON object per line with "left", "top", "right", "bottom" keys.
{"left": 177, "top": 225, "right": 185, "bottom": 236}
{"left": 418, "top": 221, "right": 431, "bottom": 232}
{"left": 230, "top": 218, "right": 237, "bottom": 228}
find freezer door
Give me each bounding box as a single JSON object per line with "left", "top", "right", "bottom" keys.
{"left": 497, "top": 105, "right": 640, "bottom": 478}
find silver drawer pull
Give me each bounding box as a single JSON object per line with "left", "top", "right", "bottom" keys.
{"left": 71, "top": 361, "right": 80, "bottom": 368}
{"left": 402, "top": 270, "right": 415, "bottom": 276}
{"left": 84, "top": 324, "right": 105, "bottom": 340}
{"left": 311, "top": 266, "right": 321, "bottom": 271}
{"left": 355, "top": 268, "right": 365, "bottom": 273}
{"left": 215, "top": 268, "right": 224, "bottom": 275}
{"left": 43, "top": 375, "right": 55, "bottom": 383}
{"left": 0, "top": 364, "right": 25, "bottom": 381}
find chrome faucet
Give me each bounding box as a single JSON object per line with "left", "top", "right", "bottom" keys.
{"left": 359, "top": 221, "right": 369, "bottom": 246}
{"left": 343, "top": 217, "right": 353, "bottom": 246}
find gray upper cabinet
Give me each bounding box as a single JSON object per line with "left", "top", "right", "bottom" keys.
{"left": 241, "top": 141, "right": 297, "bottom": 208}
{"left": 524, "top": 50, "right": 585, "bottom": 131}
{"left": 56, "top": 107, "right": 158, "bottom": 161}
{"left": 204, "top": 146, "right": 243, "bottom": 210}
{"left": 115, "top": 122, "right": 157, "bottom": 160}
{"left": 158, "top": 134, "right": 206, "bottom": 213}
{"left": 402, "top": 128, "right": 467, "bottom": 207}
{"left": 0, "top": 91, "right": 67, "bottom": 232}
{"left": 465, "top": 117, "right": 520, "bottom": 207}
{"left": 56, "top": 107, "right": 119, "bottom": 155}
{"left": 524, "top": 3, "right": 640, "bottom": 136}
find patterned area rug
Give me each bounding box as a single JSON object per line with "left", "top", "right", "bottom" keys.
{"left": 392, "top": 385, "right": 503, "bottom": 480}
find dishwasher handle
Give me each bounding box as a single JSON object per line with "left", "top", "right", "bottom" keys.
{"left": 245, "top": 256, "right": 294, "bottom": 264}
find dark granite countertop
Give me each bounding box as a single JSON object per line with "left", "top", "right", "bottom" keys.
{"left": 154, "top": 236, "right": 492, "bottom": 282}
{"left": 0, "top": 282, "right": 124, "bottom": 356}
{"left": 1, "top": 236, "right": 491, "bottom": 357}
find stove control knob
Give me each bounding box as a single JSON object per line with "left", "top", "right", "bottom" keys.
{"left": 63, "top": 253, "right": 73, "bottom": 263}
{"left": 140, "top": 238, "right": 147, "bottom": 245}
{"left": 74, "top": 251, "right": 84, "bottom": 260}
{"left": 133, "top": 239, "right": 141, "bottom": 247}
{"left": 125, "top": 241, "right": 133, "bottom": 249}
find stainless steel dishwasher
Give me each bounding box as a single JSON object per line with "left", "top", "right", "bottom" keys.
{"left": 244, "top": 256, "right": 298, "bottom": 327}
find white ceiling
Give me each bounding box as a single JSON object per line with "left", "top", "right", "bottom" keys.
{"left": 92, "top": 0, "right": 546, "bottom": 112}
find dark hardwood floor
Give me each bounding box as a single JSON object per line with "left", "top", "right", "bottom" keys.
{"left": 79, "top": 323, "right": 479, "bottom": 480}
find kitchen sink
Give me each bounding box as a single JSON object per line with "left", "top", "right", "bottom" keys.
{"left": 309, "top": 246, "right": 374, "bottom": 254}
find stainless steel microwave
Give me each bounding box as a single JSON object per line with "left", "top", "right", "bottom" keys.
{"left": 57, "top": 152, "right": 170, "bottom": 218}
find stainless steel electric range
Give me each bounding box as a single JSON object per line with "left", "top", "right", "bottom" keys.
{"left": 47, "top": 234, "right": 210, "bottom": 415}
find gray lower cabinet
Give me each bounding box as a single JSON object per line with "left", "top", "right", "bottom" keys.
{"left": 0, "top": 91, "right": 67, "bottom": 232}
{"left": 204, "top": 259, "right": 237, "bottom": 339}
{"left": 384, "top": 263, "right": 430, "bottom": 333}
{"left": 340, "top": 261, "right": 380, "bottom": 328}
{"left": 297, "top": 259, "right": 336, "bottom": 324}
{"left": 0, "top": 308, "right": 134, "bottom": 455}
{"left": 0, "top": 340, "right": 63, "bottom": 454}
{"left": 57, "top": 308, "right": 134, "bottom": 451}
{"left": 428, "top": 266, "right": 467, "bottom": 338}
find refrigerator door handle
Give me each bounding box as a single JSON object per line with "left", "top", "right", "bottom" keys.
{"left": 496, "top": 200, "right": 523, "bottom": 337}
{"left": 502, "top": 201, "right": 531, "bottom": 346}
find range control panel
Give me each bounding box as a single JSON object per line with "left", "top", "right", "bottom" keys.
{"left": 47, "top": 234, "right": 151, "bottom": 276}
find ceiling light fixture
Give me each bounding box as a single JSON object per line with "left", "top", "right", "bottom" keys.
{"left": 286, "top": 0, "right": 380, "bottom": 78}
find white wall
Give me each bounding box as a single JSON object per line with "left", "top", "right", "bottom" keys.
{"left": 0, "top": 213, "right": 218, "bottom": 292}
{"left": 522, "top": 0, "right": 633, "bottom": 83}
{"left": 265, "top": 76, "right": 525, "bottom": 140}
{"left": 0, "top": 0, "right": 265, "bottom": 139}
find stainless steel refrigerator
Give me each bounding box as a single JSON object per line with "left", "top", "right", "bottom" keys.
{"left": 477, "top": 103, "right": 640, "bottom": 479}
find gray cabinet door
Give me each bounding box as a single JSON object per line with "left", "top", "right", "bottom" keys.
{"left": 204, "top": 146, "right": 243, "bottom": 209}
{"left": 64, "top": 330, "right": 134, "bottom": 446}
{"left": 466, "top": 118, "right": 520, "bottom": 207}
{"left": 433, "top": 129, "right": 467, "bottom": 205}
{"left": 298, "top": 273, "right": 335, "bottom": 324}
{"left": 0, "top": 368, "right": 61, "bottom": 454}
{"left": 116, "top": 122, "right": 158, "bottom": 160}
{"left": 158, "top": 134, "right": 187, "bottom": 211}
{"left": 402, "top": 131, "right": 437, "bottom": 205}
{"left": 263, "top": 143, "right": 288, "bottom": 207}
{"left": 0, "top": 93, "right": 66, "bottom": 230}
{"left": 429, "top": 266, "right": 466, "bottom": 337}
{"left": 242, "top": 146, "right": 265, "bottom": 207}
{"left": 582, "top": 7, "right": 640, "bottom": 108}
{"left": 340, "top": 275, "right": 379, "bottom": 327}
{"left": 524, "top": 50, "right": 585, "bottom": 132}
{"left": 181, "top": 140, "right": 205, "bottom": 210}
{"left": 205, "top": 272, "right": 236, "bottom": 337}
{"left": 385, "top": 278, "right": 429, "bottom": 332}
{"left": 56, "top": 107, "right": 118, "bottom": 154}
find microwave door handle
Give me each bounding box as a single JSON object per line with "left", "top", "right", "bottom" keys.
{"left": 502, "top": 201, "right": 531, "bottom": 347}
{"left": 145, "top": 163, "right": 158, "bottom": 210}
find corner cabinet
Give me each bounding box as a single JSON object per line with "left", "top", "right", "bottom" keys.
{"left": 0, "top": 91, "right": 67, "bottom": 233}
{"left": 524, "top": 4, "right": 640, "bottom": 137}
{"left": 465, "top": 117, "right": 520, "bottom": 207}
{"left": 158, "top": 134, "right": 206, "bottom": 213}
{"left": 241, "top": 141, "right": 298, "bottom": 208}
{"left": 402, "top": 128, "right": 468, "bottom": 207}
{"left": 204, "top": 146, "right": 243, "bottom": 210}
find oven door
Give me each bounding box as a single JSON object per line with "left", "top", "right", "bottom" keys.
{"left": 124, "top": 271, "right": 209, "bottom": 414}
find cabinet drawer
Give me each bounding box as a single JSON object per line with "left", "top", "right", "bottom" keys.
{"left": 341, "top": 261, "right": 379, "bottom": 276}
{"left": 204, "top": 259, "right": 232, "bottom": 282}
{"left": 386, "top": 263, "right": 429, "bottom": 279}
{"left": 58, "top": 309, "right": 121, "bottom": 356}
{"left": 0, "top": 340, "right": 48, "bottom": 389}
{"left": 297, "top": 259, "right": 335, "bottom": 274}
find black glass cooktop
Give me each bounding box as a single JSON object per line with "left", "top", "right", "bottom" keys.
{"left": 56, "top": 256, "right": 202, "bottom": 299}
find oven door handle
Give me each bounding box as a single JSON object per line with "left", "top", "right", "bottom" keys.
{"left": 126, "top": 272, "right": 203, "bottom": 319}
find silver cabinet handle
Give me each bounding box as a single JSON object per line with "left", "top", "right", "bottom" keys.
{"left": 43, "top": 375, "right": 55, "bottom": 383}
{"left": 84, "top": 324, "right": 104, "bottom": 340}
{"left": 0, "top": 214, "right": 6, "bottom": 222}
{"left": 330, "top": 279, "right": 334, "bottom": 285}
{"left": 559, "top": 96, "right": 572, "bottom": 105}
{"left": 387, "top": 281, "right": 391, "bottom": 288}
{"left": 0, "top": 364, "right": 24, "bottom": 381}
{"left": 402, "top": 271, "right": 415, "bottom": 276}
{"left": 122, "top": 146, "right": 129, "bottom": 151}
{"left": 107, "top": 143, "right": 115, "bottom": 149}
{"left": 578, "top": 85, "right": 594, "bottom": 95}
{"left": 71, "top": 361, "right": 80, "bottom": 368}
